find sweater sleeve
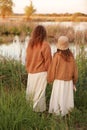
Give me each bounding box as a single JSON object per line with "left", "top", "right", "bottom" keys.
{"left": 73, "top": 61, "right": 78, "bottom": 84}
{"left": 42, "top": 43, "right": 52, "bottom": 71}
{"left": 47, "top": 54, "right": 58, "bottom": 83}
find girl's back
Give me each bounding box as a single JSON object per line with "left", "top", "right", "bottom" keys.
{"left": 53, "top": 51, "right": 77, "bottom": 82}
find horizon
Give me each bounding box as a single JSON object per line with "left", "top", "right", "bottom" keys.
{"left": 13, "top": 0, "right": 87, "bottom": 15}
{"left": 13, "top": 12, "right": 87, "bottom": 15}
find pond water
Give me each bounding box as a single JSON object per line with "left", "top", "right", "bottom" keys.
{"left": 0, "top": 22, "right": 87, "bottom": 64}
{"left": 0, "top": 36, "right": 29, "bottom": 64}
{"left": 39, "top": 21, "right": 87, "bottom": 31}
{"left": 0, "top": 35, "right": 86, "bottom": 64}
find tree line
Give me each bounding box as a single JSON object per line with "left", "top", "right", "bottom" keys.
{"left": 0, "top": 0, "right": 36, "bottom": 19}
{"left": 0, "top": 0, "right": 86, "bottom": 20}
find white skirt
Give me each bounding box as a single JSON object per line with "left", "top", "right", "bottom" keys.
{"left": 49, "top": 80, "right": 74, "bottom": 116}
{"left": 26, "top": 72, "right": 47, "bottom": 112}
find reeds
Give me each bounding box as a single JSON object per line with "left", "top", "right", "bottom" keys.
{"left": 0, "top": 22, "right": 87, "bottom": 45}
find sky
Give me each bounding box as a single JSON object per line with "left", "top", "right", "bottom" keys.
{"left": 13, "top": 0, "right": 87, "bottom": 14}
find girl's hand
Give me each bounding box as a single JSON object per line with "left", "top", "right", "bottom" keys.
{"left": 73, "top": 85, "right": 77, "bottom": 92}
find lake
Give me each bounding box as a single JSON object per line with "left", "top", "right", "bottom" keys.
{"left": 0, "top": 22, "right": 87, "bottom": 64}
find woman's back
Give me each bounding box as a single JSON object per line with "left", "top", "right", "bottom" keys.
{"left": 26, "top": 42, "right": 52, "bottom": 73}
{"left": 26, "top": 25, "right": 52, "bottom": 73}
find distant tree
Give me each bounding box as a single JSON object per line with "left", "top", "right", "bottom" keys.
{"left": 24, "top": 0, "right": 36, "bottom": 20}
{"left": 0, "top": 0, "right": 13, "bottom": 18}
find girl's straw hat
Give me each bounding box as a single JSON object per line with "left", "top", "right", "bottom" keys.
{"left": 57, "top": 36, "right": 69, "bottom": 50}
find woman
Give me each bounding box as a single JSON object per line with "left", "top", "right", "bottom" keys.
{"left": 26, "top": 25, "right": 52, "bottom": 112}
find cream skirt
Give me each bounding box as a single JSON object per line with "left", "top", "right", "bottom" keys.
{"left": 26, "top": 72, "right": 47, "bottom": 112}
{"left": 49, "top": 80, "right": 74, "bottom": 116}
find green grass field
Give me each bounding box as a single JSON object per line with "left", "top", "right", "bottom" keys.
{"left": 0, "top": 49, "right": 87, "bottom": 130}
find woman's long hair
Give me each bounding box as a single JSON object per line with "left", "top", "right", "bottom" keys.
{"left": 29, "top": 25, "right": 47, "bottom": 47}
{"left": 57, "top": 48, "right": 74, "bottom": 61}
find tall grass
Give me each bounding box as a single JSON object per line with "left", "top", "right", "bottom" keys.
{"left": 0, "top": 49, "right": 87, "bottom": 129}
{"left": 0, "top": 86, "right": 71, "bottom": 130}
{"left": 0, "top": 58, "right": 27, "bottom": 90}
{"left": 75, "top": 47, "right": 87, "bottom": 112}
{"left": 0, "top": 22, "right": 87, "bottom": 44}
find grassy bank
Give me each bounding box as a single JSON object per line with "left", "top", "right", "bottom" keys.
{"left": 0, "top": 51, "right": 87, "bottom": 130}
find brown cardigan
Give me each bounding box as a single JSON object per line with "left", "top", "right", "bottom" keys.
{"left": 47, "top": 52, "right": 78, "bottom": 84}
{"left": 26, "top": 42, "right": 52, "bottom": 73}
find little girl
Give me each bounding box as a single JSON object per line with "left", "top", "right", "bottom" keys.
{"left": 47, "top": 36, "right": 78, "bottom": 116}
{"left": 26, "top": 25, "right": 52, "bottom": 112}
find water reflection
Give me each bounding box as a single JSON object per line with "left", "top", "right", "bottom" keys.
{"left": 0, "top": 36, "right": 29, "bottom": 64}
{"left": 0, "top": 35, "right": 80, "bottom": 64}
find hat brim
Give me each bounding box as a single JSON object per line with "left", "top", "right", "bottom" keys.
{"left": 57, "top": 44, "right": 69, "bottom": 50}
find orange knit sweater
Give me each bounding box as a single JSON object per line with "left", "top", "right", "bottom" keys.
{"left": 47, "top": 52, "right": 78, "bottom": 84}
{"left": 26, "top": 42, "right": 52, "bottom": 73}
